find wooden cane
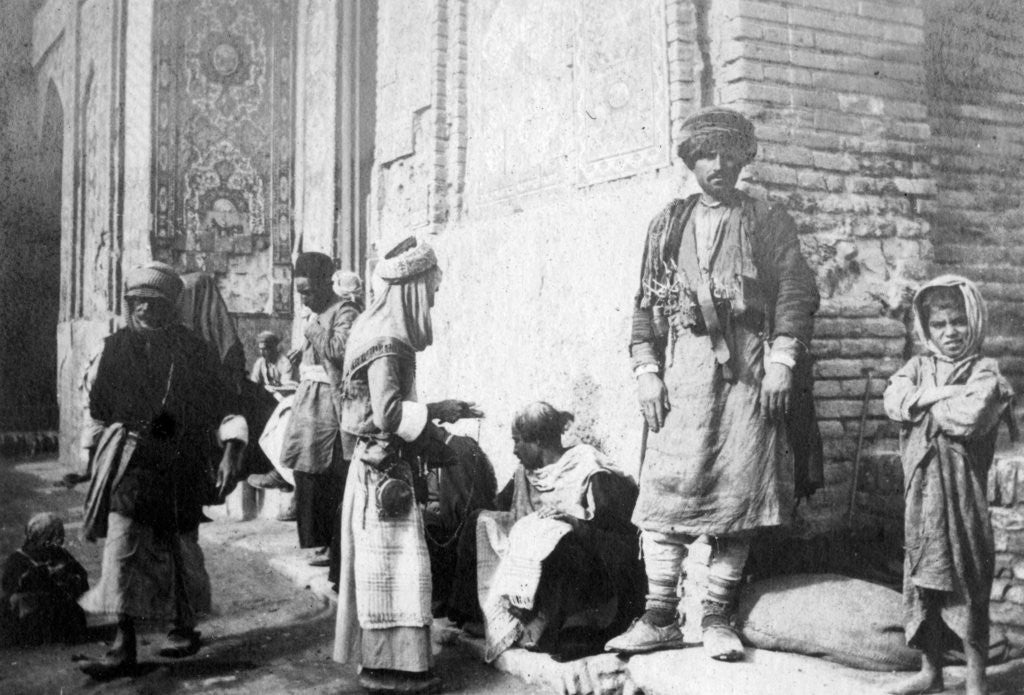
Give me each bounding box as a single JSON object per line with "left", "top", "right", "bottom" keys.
{"left": 846, "top": 367, "right": 873, "bottom": 528}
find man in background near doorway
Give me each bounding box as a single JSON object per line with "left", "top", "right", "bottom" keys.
{"left": 249, "top": 331, "right": 298, "bottom": 400}
{"left": 251, "top": 253, "right": 362, "bottom": 574}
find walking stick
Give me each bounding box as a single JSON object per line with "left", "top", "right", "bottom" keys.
{"left": 638, "top": 419, "right": 649, "bottom": 483}
{"left": 846, "top": 367, "right": 873, "bottom": 528}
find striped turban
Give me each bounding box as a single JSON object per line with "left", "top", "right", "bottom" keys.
{"left": 125, "top": 261, "right": 184, "bottom": 303}
{"left": 677, "top": 106, "right": 758, "bottom": 165}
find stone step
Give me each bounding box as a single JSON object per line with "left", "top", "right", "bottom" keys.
{"left": 205, "top": 483, "right": 294, "bottom": 522}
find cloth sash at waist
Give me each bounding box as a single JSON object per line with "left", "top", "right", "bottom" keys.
{"left": 299, "top": 364, "right": 331, "bottom": 384}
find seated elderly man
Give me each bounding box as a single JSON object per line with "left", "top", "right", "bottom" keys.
{"left": 475, "top": 402, "right": 645, "bottom": 663}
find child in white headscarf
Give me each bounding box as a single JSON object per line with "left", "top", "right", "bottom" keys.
{"left": 883, "top": 275, "right": 1014, "bottom": 695}
{"left": 0, "top": 513, "right": 89, "bottom": 645}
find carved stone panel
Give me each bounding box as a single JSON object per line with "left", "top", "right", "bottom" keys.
{"left": 465, "top": 0, "right": 670, "bottom": 207}
{"left": 574, "top": 0, "right": 670, "bottom": 184}
{"left": 152, "top": 0, "right": 295, "bottom": 314}
{"left": 466, "top": 0, "right": 573, "bottom": 206}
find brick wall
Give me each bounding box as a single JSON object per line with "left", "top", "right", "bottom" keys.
{"left": 369, "top": 0, "right": 1024, "bottom": 551}
{"left": 694, "top": 0, "right": 934, "bottom": 535}
{"left": 925, "top": 0, "right": 1024, "bottom": 393}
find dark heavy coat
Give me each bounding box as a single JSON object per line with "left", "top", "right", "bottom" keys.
{"left": 90, "top": 324, "right": 238, "bottom": 534}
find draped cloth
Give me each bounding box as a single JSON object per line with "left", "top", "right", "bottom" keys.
{"left": 177, "top": 273, "right": 245, "bottom": 379}
{"left": 884, "top": 275, "right": 1013, "bottom": 650}
{"left": 342, "top": 270, "right": 434, "bottom": 388}
{"left": 82, "top": 424, "right": 137, "bottom": 542}
{"left": 177, "top": 272, "right": 244, "bottom": 380}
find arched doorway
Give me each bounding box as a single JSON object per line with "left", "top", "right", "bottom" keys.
{"left": 0, "top": 62, "right": 62, "bottom": 438}
{"left": 29, "top": 82, "right": 64, "bottom": 431}
{"left": 2, "top": 80, "right": 64, "bottom": 433}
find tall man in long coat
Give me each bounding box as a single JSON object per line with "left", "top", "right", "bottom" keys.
{"left": 605, "top": 107, "right": 820, "bottom": 661}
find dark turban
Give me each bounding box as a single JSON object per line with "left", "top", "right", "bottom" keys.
{"left": 677, "top": 106, "right": 758, "bottom": 166}
{"left": 294, "top": 252, "right": 335, "bottom": 281}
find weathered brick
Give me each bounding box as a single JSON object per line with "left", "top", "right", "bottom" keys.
{"left": 836, "top": 337, "right": 904, "bottom": 357}
{"left": 790, "top": 8, "right": 876, "bottom": 37}
{"left": 995, "top": 553, "right": 1017, "bottom": 578}
{"left": 731, "top": 0, "right": 789, "bottom": 24}
{"left": 998, "top": 624, "right": 1024, "bottom": 650}
{"left": 815, "top": 358, "right": 904, "bottom": 379}
{"left": 992, "top": 577, "right": 1012, "bottom": 601}
{"left": 816, "top": 317, "right": 906, "bottom": 339}
{"left": 818, "top": 419, "right": 845, "bottom": 439}
{"left": 991, "top": 601, "right": 1024, "bottom": 627}
{"left": 720, "top": 59, "right": 764, "bottom": 84}
{"left": 857, "top": 1, "right": 923, "bottom": 27}
{"left": 812, "top": 151, "right": 858, "bottom": 172}
{"left": 762, "top": 143, "right": 814, "bottom": 167}
{"left": 792, "top": 87, "right": 841, "bottom": 110}
{"left": 816, "top": 399, "right": 887, "bottom": 419}
{"left": 1007, "top": 584, "right": 1024, "bottom": 606}
{"left": 752, "top": 162, "right": 799, "bottom": 186}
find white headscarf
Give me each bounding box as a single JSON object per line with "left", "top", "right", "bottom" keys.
{"left": 912, "top": 274, "right": 987, "bottom": 362}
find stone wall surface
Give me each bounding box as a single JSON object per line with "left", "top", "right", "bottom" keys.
{"left": 369, "top": 0, "right": 948, "bottom": 528}
{"left": 989, "top": 453, "right": 1024, "bottom": 651}
{"left": 30, "top": 0, "right": 128, "bottom": 463}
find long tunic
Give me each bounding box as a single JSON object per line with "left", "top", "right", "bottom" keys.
{"left": 280, "top": 297, "right": 360, "bottom": 473}
{"left": 333, "top": 352, "right": 434, "bottom": 671}
{"left": 630, "top": 193, "right": 819, "bottom": 535}
{"left": 884, "top": 354, "right": 1011, "bottom": 649}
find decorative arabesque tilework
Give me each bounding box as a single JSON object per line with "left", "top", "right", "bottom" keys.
{"left": 152, "top": 0, "right": 295, "bottom": 314}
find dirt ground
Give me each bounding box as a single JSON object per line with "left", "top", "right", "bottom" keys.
{"left": 0, "top": 456, "right": 544, "bottom": 695}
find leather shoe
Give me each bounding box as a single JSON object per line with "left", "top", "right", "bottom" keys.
{"left": 604, "top": 617, "right": 684, "bottom": 654}
{"left": 158, "top": 628, "right": 201, "bottom": 658}
{"left": 247, "top": 470, "right": 294, "bottom": 492}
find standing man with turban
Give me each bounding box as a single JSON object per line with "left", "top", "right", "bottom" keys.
{"left": 605, "top": 107, "right": 820, "bottom": 661}
{"left": 262, "top": 254, "right": 362, "bottom": 576}
{"left": 78, "top": 262, "right": 248, "bottom": 677}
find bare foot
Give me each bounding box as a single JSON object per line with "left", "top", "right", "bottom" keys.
{"left": 886, "top": 670, "right": 944, "bottom": 694}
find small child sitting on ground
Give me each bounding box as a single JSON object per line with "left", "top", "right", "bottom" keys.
{"left": 883, "top": 275, "right": 1014, "bottom": 695}
{"left": 0, "top": 512, "right": 89, "bottom": 646}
